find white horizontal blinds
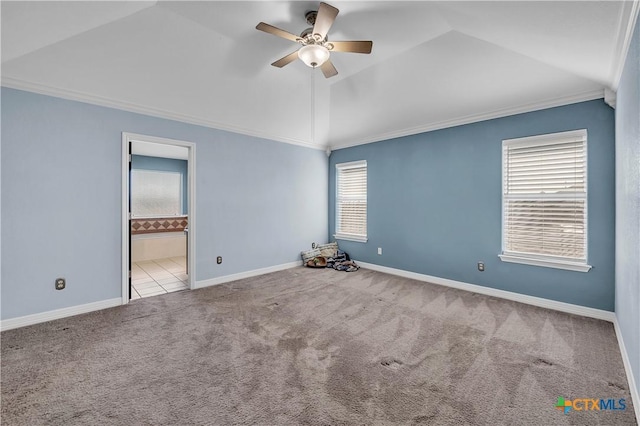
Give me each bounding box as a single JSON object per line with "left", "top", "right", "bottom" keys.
{"left": 336, "top": 161, "right": 367, "bottom": 238}
{"left": 503, "top": 130, "right": 587, "bottom": 262}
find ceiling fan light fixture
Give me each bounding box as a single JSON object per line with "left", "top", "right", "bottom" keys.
{"left": 298, "top": 44, "right": 330, "bottom": 68}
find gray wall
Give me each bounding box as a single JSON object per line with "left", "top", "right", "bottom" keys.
{"left": 1, "top": 87, "right": 328, "bottom": 320}
{"left": 615, "top": 17, "right": 640, "bottom": 401}
{"left": 329, "top": 99, "right": 615, "bottom": 311}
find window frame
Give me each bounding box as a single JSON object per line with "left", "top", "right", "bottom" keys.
{"left": 499, "top": 129, "right": 592, "bottom": 272}
{"left": 334, "top": 160, "right": 368, "bottom": 243}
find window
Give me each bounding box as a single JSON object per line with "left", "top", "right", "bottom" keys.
{"left": 500, "top": 129, "right": 591, "bottom": 272}
{"left": 335, "top": 160, "right": 367, "bottom": 242}
{"left": 131, "top": 170, "right": 182, "bottom": 217}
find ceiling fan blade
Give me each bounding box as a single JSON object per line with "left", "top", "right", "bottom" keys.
{"left": 271, "top": 50, "right": 300, "bottom": 68}
{"left": 320, "top": 59, "right": 338, "bottom": 78}
{"left": 313, "top": 2, "right": 339, "bottom": 39}
{"left": 329, "top": 40, "right": 373, "bottom": 54}
{"left": 256, "top": 22, "right": 300, "bottom": 42}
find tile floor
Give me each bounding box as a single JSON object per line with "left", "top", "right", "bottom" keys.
{"left": 131, "top": 256, "right": 189, "bottom": 300}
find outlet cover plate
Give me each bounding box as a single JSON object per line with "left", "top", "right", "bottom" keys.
{"left": 55, "top": 278, "right": 66, "bottom": 290}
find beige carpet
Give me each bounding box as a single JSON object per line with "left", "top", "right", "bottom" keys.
{"left": 1, "top": 267, "right": 636, "bottom": 425}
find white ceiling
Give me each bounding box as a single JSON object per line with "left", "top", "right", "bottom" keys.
{"left": 2, "top": 1, "right": 638, "bottom": 150}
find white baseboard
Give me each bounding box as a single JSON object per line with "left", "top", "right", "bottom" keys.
{"left": 356, "top": 261, "right": 616, "bottom": 322}
{"left": 0, "top": 298, "right": 122, "bottom": 332}
{"left": 0, "top": 261, "right": 302, "bottom": 331}
{"left": 613, "top": 317, "right": 640, "bottom": 423}
{"left": 194, "top": 261, "right": 302, "bottom": 289}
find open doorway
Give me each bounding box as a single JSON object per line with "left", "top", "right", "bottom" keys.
{"left": 122, "top": 133, "right": 196, "bottom": 304}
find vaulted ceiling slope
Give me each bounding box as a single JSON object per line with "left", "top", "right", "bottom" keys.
{"left": 2, "top": 1, "right": 638, "bottom": 150}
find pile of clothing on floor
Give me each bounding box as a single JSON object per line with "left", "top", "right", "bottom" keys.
{"left": 326, "top": 250, "right": 359, "bottom": 272}
{"left": 300, "top": 242, "right": 360, "bottom": 272}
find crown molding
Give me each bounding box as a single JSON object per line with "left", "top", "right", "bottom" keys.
{"left": 604, "top": 88, "right": 617, "bottom": 109}
{"left": 1, "top": 77, "right": 328, "bottom": 152}
{"left": 1, "top": 77, "right": 605, "bottom": 154}
{"left": 610, "top": 0, "right": 640, "bottom": 91}
{"left": 329, "top": 89, "right": 605, "bottom": 151}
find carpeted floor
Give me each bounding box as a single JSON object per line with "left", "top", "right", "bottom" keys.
{"left": 1, "top": 267, "right": 636, "bottom": 425}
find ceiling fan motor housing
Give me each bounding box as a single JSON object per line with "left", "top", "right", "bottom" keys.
{"left": 300, "top": 27, "right": 314, "bottom": 39}
{"left": 300, "top": 28, "right": 329, "bottom": 47}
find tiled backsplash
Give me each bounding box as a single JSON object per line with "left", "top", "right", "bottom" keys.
{"left": 131, "top": 216, "right": 188, "bottom": 235}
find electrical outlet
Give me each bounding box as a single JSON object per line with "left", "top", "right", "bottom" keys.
{"left": 55, "top": 278, "right": 66, "bottom": 290}
{"left": 477, "top": 262, "right": 485, "bottom": 272}
{"left": 217, "top": 256, "right": 222, "bottom": 264}
{"left": 312, "top": 242, "right": 317, "bottom": 249}
{"left": 378, "top": 247, "right": 382, "bottom": 255}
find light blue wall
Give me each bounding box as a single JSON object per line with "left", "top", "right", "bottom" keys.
{"left": 131, "top": 155, "right": 188, "bottom": 215}
{"left": 615, "top": 17, "right": 640, "bottom": 401}
{"left": 1, "top": 87, "right": 328, "bottom": 320}
{"left": 330, "top": 99, "right": 615, "bottom": 311}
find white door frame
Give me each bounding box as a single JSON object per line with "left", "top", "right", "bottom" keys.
{"left": 121, "top": 132, "right": 196, "bottom": 305}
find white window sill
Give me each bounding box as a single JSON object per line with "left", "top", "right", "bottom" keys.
{"left": 499, "top": 254, "right": 592, "bottom": 272}
{"left": 334, "top": 233, "right": 368, "bottom": 243}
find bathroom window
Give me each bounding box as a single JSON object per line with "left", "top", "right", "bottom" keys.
{"left": 131, "top": 170, "right": 182, "bottom": 217}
